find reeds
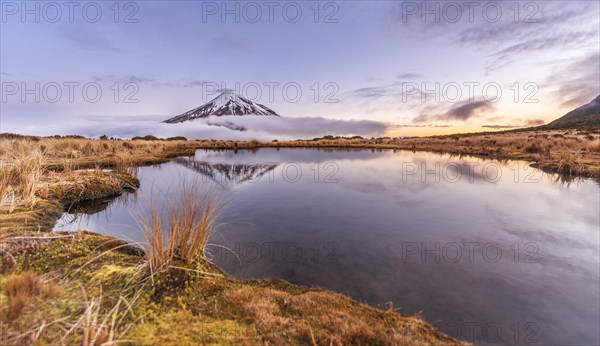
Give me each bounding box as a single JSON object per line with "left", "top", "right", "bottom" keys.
{"left": 60, "top": 294, "right": 135, "bottom": 346}
{"left": 142, "top": 177, "right": 223, "bottom": 272}
{"left": 0, "top": 141, "right": 45, "bottom": 212}
{"left": 145, "top": 208, "right": 174, "bottom": 273}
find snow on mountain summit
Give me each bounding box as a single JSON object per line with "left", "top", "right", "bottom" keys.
{"left": 163, "top": 92, "right": 280, "bottom": 123}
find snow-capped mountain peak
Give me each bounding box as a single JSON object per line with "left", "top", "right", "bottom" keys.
{"left": 163, "top": 92, "right": 280, "bottom": 123}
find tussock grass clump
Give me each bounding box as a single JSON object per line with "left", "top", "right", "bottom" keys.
{"left": 1, "top": 271, "right": 55, "bottom": 321}
{"left": 142, "top": 177, "right": 223, "bottom": 272}
{"left": 0, "top": 141, "right": 45, "bottom": 212}
{"left": 524, "top": 141, "right": 543, "bottom": 153}
{"left": 556, "top": 152, "right": 581, "bottom": 174}
{"left": 587, "top": 140, "right": 600, "bottom": 153}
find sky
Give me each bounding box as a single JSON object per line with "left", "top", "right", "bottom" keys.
{"left": 1, "top": 0, "right": 599, "bottom": 139}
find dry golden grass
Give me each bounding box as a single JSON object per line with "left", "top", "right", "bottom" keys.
{"left": 0, "top": 142, "right": 45, "bottom": 212}
{"left": 144, "top": 208, "right": 174, "bottom": 273}
{"left": 141, "top": 177, "right": 223, "bottom": 272}
{"left": 217, "top": 285, "right": 463, "bottom": 345}
{"left": 0, "top": 137, "right": 193, "bottom": 214}
{"left": 588, "top": 140, "right": 600, "bottom": 153}
{"left": 1, "top": 271, "right": 56, "bottom": 321}
{"left": 61, "top": 295, "right": 133, "bottom": 346}
{"left": 42, "top": 138, "right": 188, "bottom": 161}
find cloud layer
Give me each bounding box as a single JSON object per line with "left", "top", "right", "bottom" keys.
{"left": 17, "top": 116, "right": 393, "bottom": 140}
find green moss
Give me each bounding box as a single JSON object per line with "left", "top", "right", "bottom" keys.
{"left": 127, "top": 310, "right": 259, "bottom": 345}
{"left": 10, "top": 232, "right": 141, "bottom": 278}
{"left": 91, "top": 264, "right": 137, "bottom": 285}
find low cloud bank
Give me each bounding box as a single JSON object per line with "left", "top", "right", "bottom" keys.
{"left": 18, "top": 115, "right": 392, "bottom": 140}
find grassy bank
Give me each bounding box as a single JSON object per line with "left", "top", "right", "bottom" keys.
{"left": 0, "top": 138, "right": 466, "bottom": 344}
{"left": 1, "top": 230, "right": 463, "bottom": 345}
{"left": 268, "top": 129, "right": 600, "bottom": 177}
{"left": 2, "top": 128, "right": 599, "bottom": 181}
{"left": 0, "top": 171, "right": 139, "bottom": 236}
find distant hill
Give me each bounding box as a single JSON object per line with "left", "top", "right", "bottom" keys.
{"left": 540, "top": 95, "right": 600, "bottom": 130}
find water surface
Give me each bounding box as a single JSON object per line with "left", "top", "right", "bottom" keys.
{"left": 54, "top": 148, "right": 600, "bottom": 345}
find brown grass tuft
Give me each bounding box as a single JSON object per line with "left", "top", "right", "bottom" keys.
{"left": 524, "top": 141, "right": 543, "bottom": 153}
{"left": 587, "top": 140, "right": 600, "bottom": 153}
{"left": 61, "top": 295, "right": 132, "bottom": 346}
{"left": 2, "top": 271, "right": 55, "bottom": 321}
{"left": 0, "top": 142, "right": 45, "bottom": 212}
{"left": 142, "top": 177, "right": 223, "bottom": 272}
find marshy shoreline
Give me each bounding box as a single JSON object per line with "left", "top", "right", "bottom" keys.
{"left": 1, "top": 129, "right": 598, "bottom": 344}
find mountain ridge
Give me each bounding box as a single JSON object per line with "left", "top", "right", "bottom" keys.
{"left": 163, "top": 91, "right": 280, "bottom": 123}
{"left": 538, "top": 95, "right": 600, "bottom": 130}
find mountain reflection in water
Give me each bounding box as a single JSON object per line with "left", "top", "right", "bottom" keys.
{"left": 174, "top": 157, "right": 278, "bottom": 186}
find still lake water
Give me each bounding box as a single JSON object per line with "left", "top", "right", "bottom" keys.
{"left": 54, "top": 148, "right": 600, "bottom": 345}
